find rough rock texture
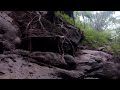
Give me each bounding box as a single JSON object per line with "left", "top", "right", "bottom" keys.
{"left": 29, "top": 51, "right": 67, "bottom": 68}
{"left": 7, "top": 11, "right": 84, "bottom": 55}
{"left": 0, "top": 49, "right": 119, "bottom": 79}
{"left": 0, "top": 54, "right": 60, "bottom": 79}
{"left": 0, "top": 12, "right": 21, "bottom": 52}
{"left": 76, "top": 50, "right": 113, "bottom": 62}
{"left": 64, "top": 55, "right": 77, "bottom": 70}
{"left": 0, "top": 11, "right": 120, "bottom": 79}
{"left": 86, "top": 62, "right": 120, "bottom": 79}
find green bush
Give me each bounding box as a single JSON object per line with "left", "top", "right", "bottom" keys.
{"left": 80, "top": 25, "right": 112, "bottom": 49}
{"left": 55, "top": 11, "right": 120, "bottom": 55}
{"left": 111, "top": 43, "right": 120, "bottom": 55}
{"left": 55, "top": 11, "right": 75, "bottom": 25}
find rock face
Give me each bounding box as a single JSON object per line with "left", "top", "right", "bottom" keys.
{"left": 74, "top": 50, "right": 120, "bottom": 79}
{"left": 7, "top": 11, "right": 84, "bottom": 55}
{"left": 76, "top": 50, "right": 113, "bottom": 62}
{"left": 96, "top": 46, "right": 114, "bottom": 54}
{"left": 0, "top": 11, "right": 120, "bottom": 79}
{"left": 0, "top": 54, "right": 59, "bottom": 79}
{"left": 29, "top": 52, "right": 67, "bottom": 69}
{"left": 64, "top": 55, "right": 77, "bottom": 70}
{"left": 0, "top": 49, "right": 119, "bottom": 79}
{"left": 0, "top": 12, "right": 21, "bottom": 52}
{"left": 86, "top": 62, "right": 120, "bottom": 79}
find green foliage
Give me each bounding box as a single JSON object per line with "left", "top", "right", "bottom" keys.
{"left": 111, "top": 43, "right": 120, "bottom": 55}
{"left": 80, "top": 25, "right": 112, "bottom": 49}
{"left": 80, "top": 24, "right": 120, "bottom": 55}
{"left": 56, "top": 11, "right": 120, "bottom": 55}
{"left": 55, "top": 11, "right": 75, "bottom": 25}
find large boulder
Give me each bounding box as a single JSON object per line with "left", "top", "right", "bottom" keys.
{"left": 86, "top": 62, "right": 120, "bottom": 79}
{"left": 96, "top": 46, "right": 114, "bottom": 54}
{"left": 76, "top": 50, "right": 113, "bottom": 62}
{"left": 0, "top": 53, "right": 59, "bottom": 79}
{"left": 73, "top": 49, "right": 120, "bottom": 79}
{"left": 54, "top": 68, "right": 84, "bottom": 79}
{"left": 0, "top": 12, "right": 21, "bottom": 52}
{"left": 1, "top": 49, "right": 120, "bottom": 79}
{"left": 29, "top": 51, "right": 67, "bottom": 69}
{"left": 64, "top": 54, "right": 77, "bottom": 70}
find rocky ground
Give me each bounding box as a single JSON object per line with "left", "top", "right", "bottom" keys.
{"left": 0, "top": 11, "right": 120, "bottom": 79}
{"left": 0, "top": 49, "right": 119, "bottom": 79}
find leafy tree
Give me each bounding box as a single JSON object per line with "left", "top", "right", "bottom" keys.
{"left": 78, "top": 11, "right": 115, "bottom": 31}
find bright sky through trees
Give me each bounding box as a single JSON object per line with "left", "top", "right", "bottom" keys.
{"left": 74, "top": 11, "right": 120, "bottom": 38}
{"left": 77, "top": 11, "right": 120, "bottom": 30}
